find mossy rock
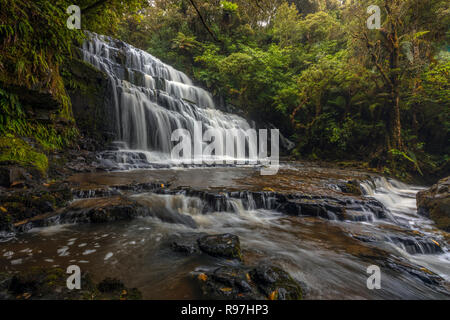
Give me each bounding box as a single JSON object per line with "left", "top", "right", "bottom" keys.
{"left": 1, "top": 267, "right": 142, "bottom": 300}
{"left": 194, "top": 264, "right": 303, "bottom": 300}
{"left": 0, "top": 136, "right": 48, "bottom": 176}
{"left": 249, "top": 265, "right": 302, "bottom": 300}
{"left": 197, "top": 233, "right": 243, "bottom": 261}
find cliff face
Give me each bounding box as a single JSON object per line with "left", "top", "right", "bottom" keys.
{"left": 417, "top": 177, "right": 450, "bottom": 232}
{"left": 63, "top": 57, "right": 117, "bottom": 150}
{"left": 0, "top": 55, "right": 114, "bottom": 187}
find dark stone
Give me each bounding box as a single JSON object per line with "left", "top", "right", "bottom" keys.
{"left": 63, "top": 58, "right": 117, "bottom": 150}
{"left": 417, "top": 177, "right": 450, "bottom": 231}
{"left": 197, "top": 234, "right": 243, "bottom": 261}
{"left": 194, "top": 263, "right": 302, "bottom": 300}
{"left": 0, "top": 166, "right": 28, "bottom": 187}
{"left": 249, "top": 264, "right": 302, "bottom": 300}
{"left": 389, "top": 236, "right": 443, "bottom": 255}
{"left": 59, "top": 197, "right": 147, "bottom": 224}
{"left": 195, "top": 266, "right": 263, "bottom": 300}
{"left": 97, "top": 278, "right": 125, "bottom": 293}
{"left": 171, "top": 238, "right": 201, "bottom": 254}
{"left": 1, "top": 267, "right": 142, "bottom": 300}
{"left": 338, "top": 180, "right": 362, "bottom": 195}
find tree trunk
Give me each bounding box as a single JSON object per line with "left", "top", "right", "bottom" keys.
{"left": 392, "top": 90, "right": 402, "bottom": 150}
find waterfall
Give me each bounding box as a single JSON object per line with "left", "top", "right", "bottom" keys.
{"left": 81, "top": 33, "right": 252, "bottom": 167}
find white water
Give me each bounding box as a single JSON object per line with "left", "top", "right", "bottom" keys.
{"left": 81, "top": 33, "right": 254, "bottom": 167}
{"left": 361, "top": 177, "right": 450, "bottom": 280}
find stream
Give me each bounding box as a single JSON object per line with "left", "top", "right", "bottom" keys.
{"left": 1, "top": 165, "right": 449, "bottom": 299}
{"left": 1, "top": 33, "right": 448, "bottom": 300}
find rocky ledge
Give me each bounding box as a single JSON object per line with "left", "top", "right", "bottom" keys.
{"left": 417, "top": 176, "right": 450, "bottom": 232}
{"left": 0, "top": 267, "right": 141, "bottom": 300}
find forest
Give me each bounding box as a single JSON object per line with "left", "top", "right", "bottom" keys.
{"left": 1, "top": 0, "right": 449, "bottom": 182}
{"left": 0, "top": 0, "right": 449, "bottom": 302}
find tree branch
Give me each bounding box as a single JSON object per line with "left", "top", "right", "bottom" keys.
{"left": 187, "top": 0, "right": 220, "bottom": 42}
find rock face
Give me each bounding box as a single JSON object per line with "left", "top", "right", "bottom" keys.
{"left": 417, "top": 177, "right": 450, "bottom": 232}
{"left": 63, "top": 57, "right": 116, "bottom": 150}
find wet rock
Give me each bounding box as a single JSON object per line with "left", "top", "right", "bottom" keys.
{"left": 338, "top": 180, "right": 362, "bottom": 195}
{"left": 195, "top": 266, "right": 263, "bottom": 300}
{"left": 197, "top": 234, "right": 243, "bottom": 261}
{"left": 60, "top": 196, "right": 147, "bottom": 224}
{"left": 1, "top": 267, "right": 142, "bottom": 300}
{"left": 168, "top": 233, "right": 208, "bottom": 255}
{"left": 194, "top": 264, "right": 302, "bottom": 300}
{"left": 0, "top": 184, "right": 73, "bottom": 235}
{"left": 63, "top": 58, "right": 116, "bottom": 149}
{"left": 171, "top": 240, "right": 201, "bottom": 254}
{"left": 279, "top": 198, "right": 343, "bottom": 220}
{"left": 389, "top": 236, "right": 443, "bottom": 255}
{"left": 417, "top": 177, "right": 450, "bottom": 231}
{"left": 249, "top": 264, "right": 302, "bottom": 300}
{"left": 0, "top": 166, "right": 29, "bottom": 187}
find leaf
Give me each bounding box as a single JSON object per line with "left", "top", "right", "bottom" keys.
{"left": 220, "top": 287, "right": 232, "bottom": 292}
{"left": 413, "top": 31, "right": 430, "bottom": 39}
{"left": 268, "top": 290, "right": 277, "bottom": 300}
{"left": 0, "top": 206, "right": 7, "bottom": 213}
{"left": 198, "top": 273, "right": 208, "bottom": 281}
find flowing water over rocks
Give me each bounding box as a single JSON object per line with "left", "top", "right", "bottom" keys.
{"left": 81, "top": 33, "right": 257, "bottom": 169}
{"left": 1, "top": 33, "right": 449, "bottom": 299}
{"left": 1, "top": 163, "right": 449, "bottom": 299}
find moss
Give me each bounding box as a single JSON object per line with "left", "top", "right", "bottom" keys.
{"left": 3, "top": 267, "right": 142, "bottom": 300}
{"left": 249, "top": 265, "right": 302, "bottom": 300}
{"left": 0, "top": 134, "right": 48, "bottom": 175}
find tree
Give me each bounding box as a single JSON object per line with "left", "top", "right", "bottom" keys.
{"left": 347, "top": 0, "right": 448, "bottom": 151}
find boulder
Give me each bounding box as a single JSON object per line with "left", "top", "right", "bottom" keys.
{"left": 194, "top": 263, "right": 302, "bottom": 300}
{"left": 197, "top": 234, "right": 243, "bottom": 261}
{"left": 249, "top": 264, "right": 303, "bottom": 300}
{"left": 417, "top": 177, "right": 450, "bottom": 232}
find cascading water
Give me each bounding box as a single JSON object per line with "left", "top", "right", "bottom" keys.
{"left": 81, "top": 33, "right": 253, "bottom": 168}
{"left": 360, "top": 177, "right": 450, "bottom": 279}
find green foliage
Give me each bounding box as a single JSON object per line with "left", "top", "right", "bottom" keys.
{"left": 114, "top": 0, "right": 449, "bottom": 179}
{"left": 221, "top": 1, "right": 238, "bottom": 12}
{"left": 0, "top": 134, "right": 48, "bottom": 175}
{"left": 0, "top": 88, "right": 76, "bottom": 152}
{"left": 0, "top": 0, "right": 85, "bottom": 113}
{"left": 0, "top": 0, "right": 445, "bottom": 180}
